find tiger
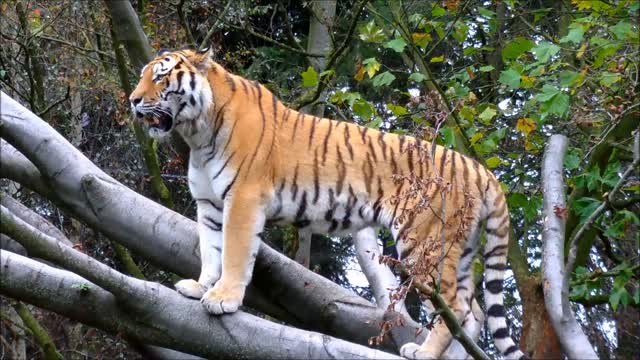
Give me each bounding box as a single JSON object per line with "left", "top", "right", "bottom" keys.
{"left": 129, "top": 48, "right": 526, "bottom": 360}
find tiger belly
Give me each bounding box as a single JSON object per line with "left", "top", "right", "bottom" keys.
{"left": 266, "top": 181, "right": 392, "bottom": 236}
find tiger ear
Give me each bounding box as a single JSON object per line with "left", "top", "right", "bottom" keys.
{"left": 192, "top": 47, "right": 214, "bottom": 71}
{"left": 157, "top": 48, "right": 171, "bottom": 57}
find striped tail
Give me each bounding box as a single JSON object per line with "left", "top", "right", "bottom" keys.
{"left": 483, "top": 183, "right": 527, "bottom": 360}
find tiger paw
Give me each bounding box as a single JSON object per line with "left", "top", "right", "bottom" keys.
{"left": 174, "top": 279, "right": 207, "bottom": 299}
{"left": 400, "top": 343, "right": 436, "bottom": 360}
{"left": 200, "top": 283, "right": 243, "bottom": 315}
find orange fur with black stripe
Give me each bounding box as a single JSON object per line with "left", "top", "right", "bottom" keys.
{"left": 129, "top": 49, "right": 525, "bottom": 359}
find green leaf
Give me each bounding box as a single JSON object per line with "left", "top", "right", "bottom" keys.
{"left": 534, "top": 85, "right": 570, "bottom": 117}
{"left": 610, "top": 288, "right": 629, "bottom": 311}
{"left": 559, "top": 70, "right": 580, "bottom": 88}
{"left": 384, "top": 38, "right": 407, "bottom": 53}
{"left": 430, "top": 55, "right": 445, "bottom": 63}
{"left": 387, "top": 103, "right": 407, "bottom": 116}
{"left": 432, "top": 5, "right": 446, "bottom": 17}
{"left": 531, "top": 42, "right": 560, "bottom": 63}
{"left": 599, "top": 72, "right": 621, "bottom": 87}
{"left": 486, "top": 156, "right": 502, "bottom": 168}
{"left": 560, "top": 26, "right": 585, "bottom": 44}
{"left": 572, "top": 197, "right": 602, "bottom": 223}
{"left": 478, "top": 107, "right": 497, "bottom": 123}
{"left": 301, "top": 66, "right": 318, "bottom": 88}
{"left": 610, "top": 21, "right": 635, "bottom": 40}
{"left": 502, "top": 37, "right": 535, "bottom": 61}
{"left": 371, "top": 71, "right": 396, "bottom": 87}
{"left": 440, "top": 127, "right": 457, "bottom": 148}
{"left": 508, "top": 193, "right": 528, "bottom": 209}
{"left": 499, "top": 68, "right": 521, "bottom": 90}
{"left": 352, "top": 99, "right": 375, "bottom": 120}
{"left": 408, "top": 72, "right": 426, "bottom": 82}
{"left": 478, "top": 7, "right": 496, "bottom": 18}
{"left": 362, "top": 58, "right": 381, "bottom": 78}
{"left": 479, "top": 65, "right": 495, "bottom": 72}
{"left": 359, "top": 21, "right": 385, "bottom": 43}
{"left": 564, "top": 151, "right": 581, "bottom": 170}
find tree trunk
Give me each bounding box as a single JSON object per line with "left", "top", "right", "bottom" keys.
{"left": 519, "top": 275, "right": 562, "bottom": 358}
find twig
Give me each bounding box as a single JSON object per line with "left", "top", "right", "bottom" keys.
{"left": 177, "top": 0, "right": 196, "bottom": 46}
{"left": 396, "top": 265, "right": 490, "bottom": 360}
{"left": 38, "top": 35, "right": 115, "bottom": 60}
{"left": 565, "top": 130, "right": 640, "bottom": 280}
{"left": 199, "top": 0, "right": 232, "bottom": 49}
{"left": 37, "top": 85, "right": 70, "bottom": 117}
{"left": 224, "top": 21, "right": 324, "bottom": 58}
{"left": 292, "top": 0, "right": 368, "bottom": 109}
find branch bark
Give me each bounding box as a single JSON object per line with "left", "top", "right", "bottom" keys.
{"left": 0, "top": 91, "right": 420, "bottom": 350}
{"left": 541, "top": 134, "right": 598, "bottom": 359}
{"left": 0, "top": 250, "right": 401, "bottom": 360}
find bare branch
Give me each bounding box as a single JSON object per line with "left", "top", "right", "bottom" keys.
{"left": 0, "top": 91, "right": 420, "bottom": 350}
{"left": 541, "top": 134, "right": 598, "bottom": 359}
{"left": 0, "top": 225, "right": 402, "bottom": 359}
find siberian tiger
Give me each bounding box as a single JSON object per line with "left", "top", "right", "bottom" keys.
{"left": 129, "top": 48, "right": 526, "bottom": 360}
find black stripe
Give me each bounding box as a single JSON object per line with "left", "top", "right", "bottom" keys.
{"left": 336, "top": 145, "right": 346, "bottom": 195}
{"left": 189, "top": 71, "right": 196, "bottom": 89}
{"left": 398, "top": 135, "right": 406, "bottom": 153}
{"left": 486, "top": 262, "right": 506, "bottom": 271}
{"left": 291, "top": 164, "right": 299, "bottom": 201}
{"left": 225, "top": 73, "right": 236, "bottom": 91}
{"left": 211, "top": 151, "right": 236, "bottom": 180}
{"left": 292, "top": 112, "right": 303, "bottom": 141}
{"left": 367, "top": 137, "right": 378, "bottom": 162}
{"left": 492, "top": 327, "right": 510, "bottom": 339}
{"left": 240, "top": 79, "right": 249, "bottom": 94}
{"left": 460, "top": 247, "right": 473, "bottom": 259}
{"left": 247, "top": 84, "right": 265, "bottom": 171}
{"left": 202, "top": 215, "right": 222, "bottom": 231}
{"left": 503, "top": 345, "right": 520, "bottom": 356}
{"left": 439, "top": 147, "right": 448, "bottom": 177}
{"left": 296, "top": 191, "right": 308, "bottom": 222}
{"left": 344, "top": 125, "right": 354, "bottom": 160}
{"left": 309, "top": 116, "right": 318, "bottom": 149}
{"left": 457, "top": 274, "right": 470, "bottom": 283}
{"left": 196, "top": 198, "right": 222, "bottom": 212}
{"left": 484, "top": 244, "right": 508, "bottom": 259}
{"left": 322, "top": 121, "right": 333, "bottom": 165}
{"left": 360, "top": 127, "right": 368, "bottom": 143}
{"left": 221, "top": 156, "right": 246, "bottom": 200}
{"left": 313, "top": 149, "right": 320, "bottom": 204}
{"left": 486, "top": 279, "right": 503, "bottom": 294}
{"left": 487, "top": 304, "right": 505, "bottom": 317}
{"left": 378, "top": 132, "right": 387, "bottom": 161}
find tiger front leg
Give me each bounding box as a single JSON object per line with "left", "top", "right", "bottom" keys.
{"left": 201, "top": 190, "right": 265, "bottom": 315}
{"left": 175, "top": 200, "right": 223, "bottom": 299}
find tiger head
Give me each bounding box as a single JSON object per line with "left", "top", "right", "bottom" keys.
{"left": 129, "top": 48, "right": 213, "bottom": 139}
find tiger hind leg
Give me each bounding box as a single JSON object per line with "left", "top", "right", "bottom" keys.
{"left": 400, "top": 254, "right": 466, "bottom": 360}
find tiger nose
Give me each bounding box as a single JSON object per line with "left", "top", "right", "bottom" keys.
{"left": 130, "top": 97, "right": 142, "bottom": 106}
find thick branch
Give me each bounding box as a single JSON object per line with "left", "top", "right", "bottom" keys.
{"left": 541, "top": 134, "right": 598, "bottom": 359}
{"left": 0, "top": 251, "right": 402, "bottom": 359}
{"left": 103, "top": 0, "right": 153, "bottom": 69}
{"left": 0, "top": 91, "right": 419, "bottom": 350}
{"left": 0, "top": 140, "right": 50, "bottom": 197}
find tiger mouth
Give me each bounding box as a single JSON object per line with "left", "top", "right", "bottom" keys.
{"left": 141, "top": 112, "right": 173, "bottom": 132}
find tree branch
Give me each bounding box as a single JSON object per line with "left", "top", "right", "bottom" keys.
{"left": 0, "top": 91, "right": 420, "bottom": 350}
{"left": 541, "top": 134, "right": 598, "bottom": 360}
{"left": 565, "top": 130, "right": 640, "bottom": 281}
{"left": 1, "top": 251, "right": 402, "bottom": 359}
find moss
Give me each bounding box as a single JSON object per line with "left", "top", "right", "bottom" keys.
{"left": 13, "top": 302, "right": 64, "bottom": 360}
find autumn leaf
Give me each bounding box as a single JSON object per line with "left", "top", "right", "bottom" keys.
{"left": 516, "top": 118, "right": 536, "bottom": 136}
{"left": 554, "top": 205, "right": 568, "bottom": 219}
{"left": 354, "top": 62, "right": 365, "bottom": 81}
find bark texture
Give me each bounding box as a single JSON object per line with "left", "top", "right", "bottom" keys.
{"left": 541, "top": 134, "right": 598, "bottom": 359}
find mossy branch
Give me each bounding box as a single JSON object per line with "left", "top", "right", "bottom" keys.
{"left": 12, "top": 302, "right": 63, "bottom": 360}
